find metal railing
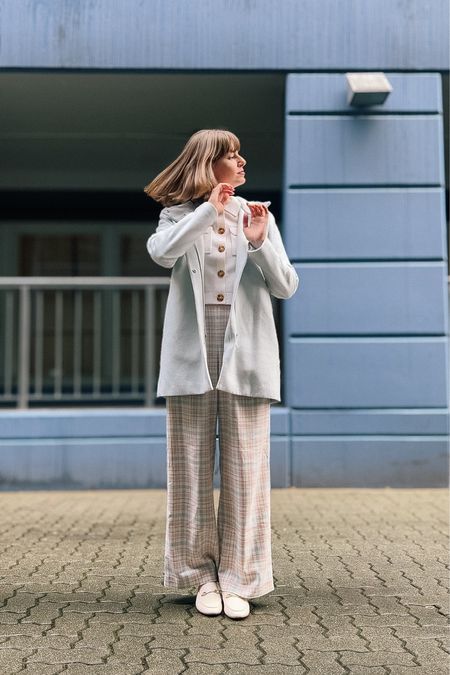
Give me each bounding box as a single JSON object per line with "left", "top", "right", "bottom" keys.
{"left": 1, "top": 275, "right": 449, "bottom": 408}
{"left": 0, "top": 277, "right": 170, "bottom": 408}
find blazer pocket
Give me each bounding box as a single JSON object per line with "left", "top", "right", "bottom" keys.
{"left": 229, "top": 223, "right": 238, "bottom": 256}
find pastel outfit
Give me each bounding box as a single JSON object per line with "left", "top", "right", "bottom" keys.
{"left": 147, "top": 196, "right": 298, "bottom": 598}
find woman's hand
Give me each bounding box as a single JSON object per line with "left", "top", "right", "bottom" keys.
{"left": 243, "top": 202, "right": 269, "bottom": 246}
{"left": 207, "top": 183, "right": 235, "bottom": 215}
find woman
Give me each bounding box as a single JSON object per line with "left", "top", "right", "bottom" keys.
{"left": 144, "top": 129, "right": 299, "bottom": 620}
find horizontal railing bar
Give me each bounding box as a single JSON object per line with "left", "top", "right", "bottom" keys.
{"left": 0, "top": 276, "right": 447, "bottom": 286}
{"left": 0, "top": 277, "right": 170, "bottom": 288}
{"left": 25, "top": 394, "right": 148, "bottom": 400}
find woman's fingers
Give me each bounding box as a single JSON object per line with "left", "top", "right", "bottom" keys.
{"left": 213, "top": 182, "right": 233, "bottom": 196}
{"left": 248, "top": 203, "right": 268, "bottom": 216}
{"left": 217, "top": 183, "right": 234, "bottom": 202}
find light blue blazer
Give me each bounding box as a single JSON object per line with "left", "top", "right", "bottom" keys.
{"left": 147, "top": 196, "right": 299, "bottom": 404}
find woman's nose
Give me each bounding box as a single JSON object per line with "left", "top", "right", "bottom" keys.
{"left": 238, "top": 156, "right": 246, "bottom": 167}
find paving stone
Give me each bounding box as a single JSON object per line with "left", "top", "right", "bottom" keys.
{"left": 368, "top": 597, "right": 411, "bottom": 614}
{"left": 352, "top": 613, "right": 420, "bottom": 627}
{"left": 0, "top": 623, "right": 46, "bottom": 637}
{"left": 109, "top": 634, "right": 159, "bottom": 664}
{"left": 358, "top": 626, "right": 413, "bottom": 651}
{"left": 299, "top": 650, "right": 347, "bottom": 674}
{"left": 21, "top": 602, "right": 67, "bottom": 626}
{"left": 224, "top": 612, "right": 286, "bottom": 626}
{"left": 0, "top": 488, "right": 447, "bottom": 672}
{"left": 151, "top": 632, "right": 224, "bottom": 649}
{"left": 395, "top": 635, "right": 450, "bottom": 663}
{"left": 40, "top": 593, "right": 100, "bottom": 603}
{"left": 320, "top": 615, "right": 362, "bottom": 635}
{"left": 63, "top": 602, "right": 127, "bottom": 614}
{"left": 394, "top": 624, "right": 450, "bottom": 638}
{"left": 344, "top": 668, "right": 393, "bottom": 674}
{"left": 45, "top": 612, "right": 90, "bottom": 637}
{"left": 3, "top": 593, "right": 44, "bottom": 613}
{"left": 1, "top": 634, "right": 73, "bottom": 650}
{"left": 0, "top": 612, "right": 28, "bottom": 624}
{"left": 63, "top": 666, "right": 135, "bottom": 675}
{"left": 0, "top": 648, "right": 30, "bottom": 673}
{"left": 95, "top": 611, "right": 156, "bottom": 626}
{"left": 317, "top": 603, "right": 379, "bottom": 618}
{"left": 279, "top": 605, "right": 320, "bottom": 625}
{"left": 21, "top": 664, "right": 66, "bottom": 674}
{"left": 222, "top": 624, "right": 258, "bottom": 647}
{"left": 219, "top": 666, "right": 307, "bottom": 674}
{"left": 140, "top": 647, "right": 187, "bottom": 673}
{"left": 185, "top": 646, "right": 262, "bottom": 665}
{"left": 385, "top": 668, "right": 449, "bottom": 675}
{"left": 178, "top": 665, "right": 226, "bottom": 674}
{"left": 339, "top": 650, "right": 417, "bottom": 667}
{"left": 260, "top": 637, "right": 303, "bottom": 665}
{"left": 435, "top": 636, "right": 450, "bottom": 653}
{"left": 27, "top": 646, "right": 108, "bottom": 664}
{"left": 80, "top": 624, "right": 123, "bottom": 647}
{"left": 120, "top": 622, "right": 181, "bottom": 637}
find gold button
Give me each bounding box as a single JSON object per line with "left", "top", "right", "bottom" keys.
{"left": 217, "top": 293, "right": 224, "bottom": 302}
{"left": 218, "top": 244, "right": 225, "bottom": 252}
{"left": 217, "top": 270, "right": 225, "bottom": 278}
{"left": 218, "top": 227, "right": 225, "bottom": 234}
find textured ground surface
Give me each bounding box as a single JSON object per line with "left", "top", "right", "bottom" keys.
{"left": 0, "top": 488, "right": 448, "bottom": 674}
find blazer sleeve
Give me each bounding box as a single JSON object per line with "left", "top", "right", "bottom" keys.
{"left": 246, "top": 211, "right": 299, "bottom": 299}
{"left": 147, "top": 201, "right": 218, "bottom": 269}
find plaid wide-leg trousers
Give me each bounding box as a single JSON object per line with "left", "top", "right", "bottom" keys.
{"left": 163, "top": 303, "right": 274, "bottom": 599}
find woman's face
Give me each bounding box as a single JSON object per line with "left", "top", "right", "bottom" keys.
{"left": 212, "top": 148, "right": 246, "bottom": 187}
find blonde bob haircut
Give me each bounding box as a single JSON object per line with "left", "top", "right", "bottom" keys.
{"left": 143, "top": 129, "right": 240, "bottom": 207}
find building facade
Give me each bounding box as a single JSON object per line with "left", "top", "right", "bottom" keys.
{"left": 0, "top": 0, "right": 448, "bottom": 487}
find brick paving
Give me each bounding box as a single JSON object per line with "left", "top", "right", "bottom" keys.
{"left": 0, "top": 488, "right": 448, "bottom": 674}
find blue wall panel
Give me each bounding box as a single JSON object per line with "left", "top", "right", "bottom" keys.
{"left": 282, "top": 72, "right": 449, "bottom": 475}
{"left": 285, "top": 263, "right": 447, "bottom": 336}
{"left": 0, "top": 409, "right": 167, "bottom": 438}
{"left": 291, "top": 437, "right": 449, "bottom": 488}
{"left": 0, "top": 438, "right": 168, "bottom": 489}
{"left": 285, "top": 116, "right": 444, "bottom": 186}
{"left": 0, "top": 409, "right": 292, "bottom": 489}
{"left": 0, "top": 1, "right": 447, "bottom": 70}
{"left": 291, "top": 409, "right": 449, "bottom": 435}
{"left": 285, "top": 338, "right": 448, "bottom": 409}
{"left": 286, "top": 73, "right": 443, "bottom": 113}
{"left": 284, "top": 188, "right": 447, "bottom": 261}
{"left": 0, "top": 408, "right": 447, "bottom": 488}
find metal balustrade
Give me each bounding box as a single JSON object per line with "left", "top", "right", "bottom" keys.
{"left": 0, "top": 275, "right": 448, "bottom": 408}
{"left": 0, "top": 278, "right": 170, "bottom": 408}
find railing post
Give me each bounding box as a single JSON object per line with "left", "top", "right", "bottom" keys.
{"left": 18, "top": 285, "right": 31, "bottom": 408}
{"left": 144, "top": 286, "right": 155, "bottom": 407}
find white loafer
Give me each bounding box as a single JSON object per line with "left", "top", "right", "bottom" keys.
{"left": 222, "top": 591, "right": 250, "bottom": 619}
{"left": 195, "top": 581, "right": 223, "bottom": 616}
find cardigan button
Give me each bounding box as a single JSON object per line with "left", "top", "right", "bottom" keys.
{"left": 217, "top": 293, "right": 224, "bottom": 302}
{"left": 218, "top": 244, "right": 225, "bottom": 252}
{"left": 218, "top": 227, "right": 225, "bottom": 235}
{"left": 192, "top": 269, "right": 197, "bottom": 273}
{"left": 217, "top": 270, "right": 225, "bottom": 278}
